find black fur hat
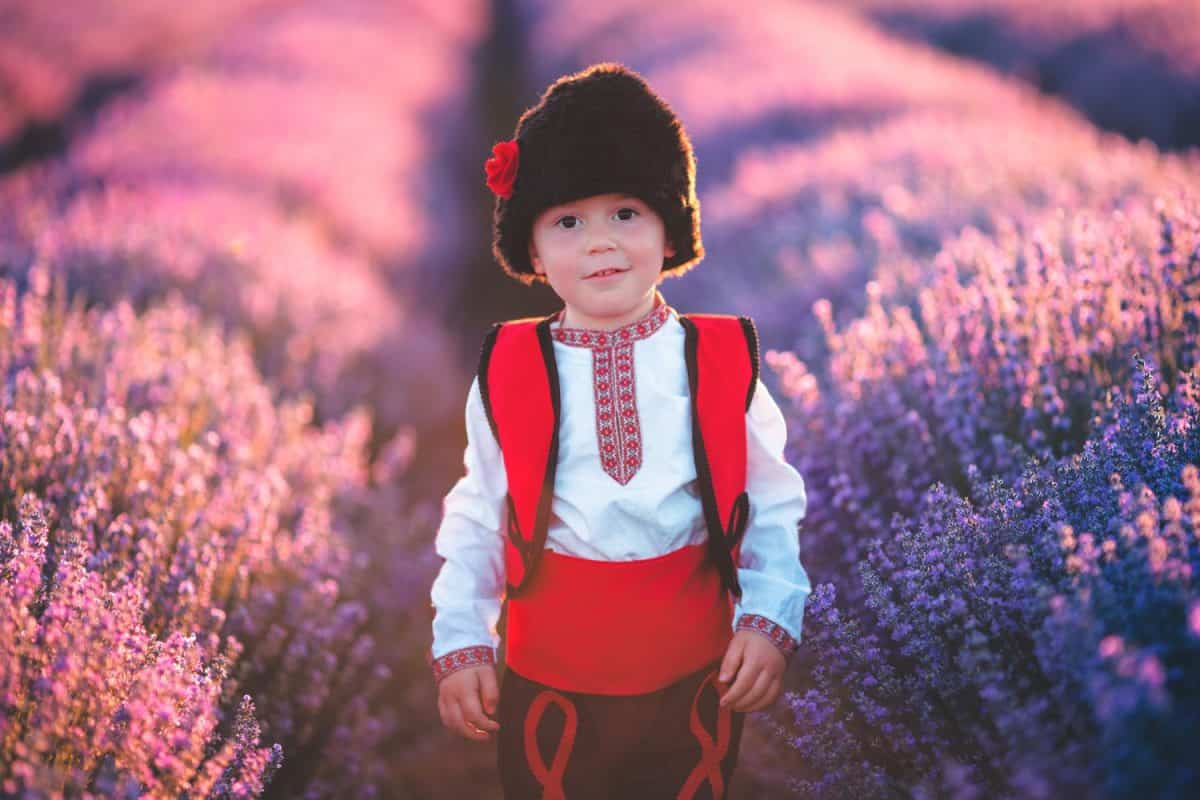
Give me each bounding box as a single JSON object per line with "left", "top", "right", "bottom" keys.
{"left": 486, "top": 62, "right": 704, "bottom": 285}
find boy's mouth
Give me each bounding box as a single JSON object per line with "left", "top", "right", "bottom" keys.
{"left": 586, "top": 267, "right": 628, "bottom": 279}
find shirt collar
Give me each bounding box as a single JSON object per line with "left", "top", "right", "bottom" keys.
{"left": 550, "top": 290, "right": 675, "bottom": 349}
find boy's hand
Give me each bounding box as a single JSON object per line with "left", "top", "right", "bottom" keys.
{"left": 437, "top": 665, "right": 501, "bottom": 742}
{"left": 716, "top": 630, "right": 786, "bottom": 712}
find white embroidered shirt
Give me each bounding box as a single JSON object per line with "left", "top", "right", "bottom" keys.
{"left": 427, "top": 292, "right": 812, "bottom": 682}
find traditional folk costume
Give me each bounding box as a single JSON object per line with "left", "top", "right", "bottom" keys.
{"left": 427, "top": 63, "right": 812, "bottom": 799}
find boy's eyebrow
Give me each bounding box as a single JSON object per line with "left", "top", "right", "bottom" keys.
{"left": 550, "top": 194, "right": 640, "bottom": 212}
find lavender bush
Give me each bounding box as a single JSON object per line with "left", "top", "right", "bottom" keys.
{"left": 2, "top": 492, "right": 282, "bottom": 798}
{"left": 696, "top": 110, "right": 1199, "bottom": 354}
{"left": 784, "top": 352, "right": 1199, "bottom": 798}
{"left": 0, "top": 168, "right": 406, "bottom": 420}
{"left": 0, "top": 265, "right": 396, "bottom": 796}
{"left": 0, "top": 0, "right": 485, "bottom": 438}
{"left": 769, "top": 195, "right": 1199, "bottom": 597}
{"left": 741, "top": 185, "right": 1199, "bottom": 798}
{"left": 3, "top": 2, "right": 494, "bottom": 793}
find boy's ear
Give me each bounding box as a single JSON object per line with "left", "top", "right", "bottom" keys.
{"left": 664, "top": 239, "right": 676, "bottom": 259}
{"left": 528, "top": 240, "right": 542, "bottom": 274}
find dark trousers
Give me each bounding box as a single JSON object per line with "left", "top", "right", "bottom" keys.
{"left": 497, "top": 658, "right": 746, "bottom": 799}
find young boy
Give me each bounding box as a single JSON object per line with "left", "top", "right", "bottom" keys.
{"left": 428, "top": 62, "right": 812, "bottom": 799}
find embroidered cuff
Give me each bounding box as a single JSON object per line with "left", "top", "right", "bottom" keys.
{"left": 736, "top": 614, "right": 800, "bottom": 661}
{"left": 428, "top": 645, "right": 496, "bottom": 684}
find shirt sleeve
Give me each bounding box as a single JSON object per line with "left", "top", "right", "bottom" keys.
{"left": 732, "top": 376, "right": 813, "bottom": 662}
{"left": 427, "top": 374, "right": 508, "bottom": 683}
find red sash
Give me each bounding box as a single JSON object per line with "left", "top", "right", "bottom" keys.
{"left": 504, "top": 543, "right": 733, "bottom": 694}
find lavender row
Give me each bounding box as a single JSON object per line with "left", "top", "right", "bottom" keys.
{"left": 1, "top": 0, "right": 487, "bottom": 437}
{"left": 508, "top": 1, "right": 1200, "bottom": 796}
{"left": 750, "top": 188, "right": 1199, "bottom": 797}
{"left": 59, "top": 0, "right": 484, "bottom": 259}
{"left": 828, "top": 0, "right": 1200, "bottom": 150}
{"left": 0, "top": 0, "right": 281, "bottom": 146}
{"left": 521, "top": 0, "right": 1039, "bottom": 185}
{"left": 775, "top": 194, "right": 1197, "bottom": 595}
{"left": 785, "top": 349, "right": 1200, "bottom": 798}
{"left": 698, "top": 110, "right": 1199, "bottom": 357}
{"left": 2, "top": 1, "right": 492, "bottom": 795}
{"left": 1, "top": 0, "right": 478, "bottom": 740}
{"left": 0, "top": 264, "right": 413, "bottom": 796}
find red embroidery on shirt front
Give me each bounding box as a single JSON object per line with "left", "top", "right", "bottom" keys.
{"left": 551, "top": 296, "right": 671, "bottom": 485}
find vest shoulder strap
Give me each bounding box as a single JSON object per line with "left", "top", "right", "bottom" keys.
{"left": 477, "top": 317, "right": 542, "bottom": 443}
{"left": 677, "top": 313, "right": 760, "bottom": 410}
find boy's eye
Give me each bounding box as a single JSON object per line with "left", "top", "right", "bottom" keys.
{"left": 554, "top": 207, "right": 639, "bottom": 229}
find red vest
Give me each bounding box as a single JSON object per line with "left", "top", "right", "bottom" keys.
{"left": 477, "top": 311, "right": 760, "bottom": 694}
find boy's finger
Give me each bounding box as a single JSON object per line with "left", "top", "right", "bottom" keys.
{"left": 438, "top": 694, "right": 455, "bottom": 728}
{"left": 444, "top": 700, "right": 469, "bottom": 738}
{"left": 718, "top": 638, "right": 744, "bottom": 683}
{"left": 719, "top": 661, "right": 758, "bottom": 708}
{"left": 731, "top": 668, "right": 773, "bottom": 712}
{"left": 445, "top": 697, "right": 486, "bottom": 741}
{"left": 461, "top": 690, "right": 500, "bottom": 735}
{"left": 479, "top": 667, "right": 500, "bottom": 716}
{"left": 748, "top": 677, "right": 782, "bottom": 712}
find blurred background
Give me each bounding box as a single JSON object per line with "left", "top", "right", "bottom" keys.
{"left": 1, "top": 1, "right": 1198, "bottom": 798}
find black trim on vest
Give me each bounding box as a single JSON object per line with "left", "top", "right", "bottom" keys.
{"left": 477, "top": 323, "right": 503, "bottom": 444}
{"left": 504, "top": 491, "right": 522, "bottom": 586}
{"left": 504, "top": 314, "right": 562, "bottom": 599}
{"left": 738, "top": 316, "right": 760, "bottom": 412}
{"left": 679, "top": 315, "right": 744, "bottom": 600}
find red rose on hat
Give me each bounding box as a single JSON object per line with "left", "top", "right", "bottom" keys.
{"left": 485, "top": 139, "right": 519, "bottom": 199}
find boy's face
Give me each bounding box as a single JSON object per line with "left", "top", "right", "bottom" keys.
{"left": 528, "top": 192, "right": 676, "bottom": 328}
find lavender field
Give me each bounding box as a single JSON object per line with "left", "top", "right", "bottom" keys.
{"left": 2, "top": 1, "right": 1198, "bottom": 798}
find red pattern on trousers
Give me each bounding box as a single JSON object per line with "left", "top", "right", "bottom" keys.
{"left": 523, "top": 689, "right": 579, "bottom": 800}
{"left": 677, "top": 669, "right": 734, "bottom": 799}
